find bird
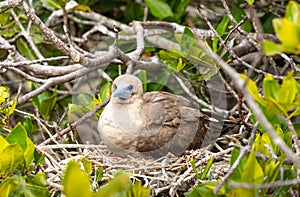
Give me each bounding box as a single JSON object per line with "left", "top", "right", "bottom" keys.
{"left": 97, "top": 74, "right": 226, "bottom": 158}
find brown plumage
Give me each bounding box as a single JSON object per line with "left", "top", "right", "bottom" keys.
{"left": 98, "top": 74, "right": 225, "bottom": 157}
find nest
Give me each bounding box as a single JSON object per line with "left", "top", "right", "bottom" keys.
{"left": 37, "top": 134, "right": 240, "bottom": 196}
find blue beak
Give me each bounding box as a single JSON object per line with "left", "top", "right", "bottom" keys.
{"left": 113, "top": 84, "right": 134, "bottom": 100}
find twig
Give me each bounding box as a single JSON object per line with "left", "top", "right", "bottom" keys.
{"left": 214, "top": 146, "right": 249, "bottom": 194}
{"left": 38, "top": 97, "right": 110, "bottom": 146}
{"left": 229, "top": 178, "right": 300, "bottom": 189}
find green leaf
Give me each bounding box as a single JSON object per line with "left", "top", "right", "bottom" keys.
{"left": 95, "top": 167, "right": 103, "bottom": 182}
{"left": 246, "top": 0, "right": 255, "bottom": 6}
{"left": 98, "top": 82, "right": 112, "bottom": 103}
{"left": 16, "top": 38, "right": 37, "bottom": 60}
{"left": 264, "top": 1, "right": 300, "bottom": 55}
{"left": 263, "top": 40, "right": 283, "bottom": 56}
{"left": 146, "top": 70, "right": 170, "bottom": 91}
{"left": 231, "top": 4, "right": 252, "bottom": 32}
{"left": 278, "top": 71, "right": 297, "bottom": 104}
{"left": 176, "top": 0, "right": 190, "bottom": 20}
{"left": 0, "top": 176, "right": 26, "bottom": 196}
{"left": 0, "top": 135, "right": 9, "bottom": 153}
{"left": 39, "top": 93, "right": 57, "bottom": 120}
{"left": 29, "top": 25, "right": 44, "bottom": 45}
{"left": 176, "top": 58, "right": 185, "bottom": 72}
{"left": 263, "top": 74, "right": 280, "bottom": 101}
{"left": 144, "top": 0, "right": 173, "bottom": 19}
{"left": 22, "top": 116, "right": 37, "bottom": 136}
{"left": 81, "top": 158, "right": 92, "bottom": 174}
{"left": 40, "top": 0, "right": 63, "bottom": 9}
{"left": 284, "top": 130, "right": 293, "bottom": 148}
{"left": 0, "top": 10, "right": 11, "bottom": 26}
{"left": 137, "top": 70, "right": 148, "bottom": 92}
{"left": 68, "top": 103, "right": 85, "bottom": 116}
{"left": 181, "top": 28, "right": 217, "bottom": 80}
{"left": 6, "top": 122, "right": 28, "bottom": 151}
{"left": 190, "top": 157, "right": 199, "bottom": 178}
{"left": 285, "top": 1, "right": 300, "bottom": 26}
{"left": 186, "top": 181, "right": 221, "bottom": 196}
{"left": 0, "top": 144, "right": 24, "bottom": 177}
{"left": 96, "top": 171, "right": 130, "bottom": 197}
{"left": 213, "top": 15, "right": 229, "bottom": 52}
{"left": 240, "top": 74, "right": 267, "bottom": 106}
{"left": 74, "top": 4, "right": 92, "bottom": 12}
{"left": 34, "top": 150, "right": 45, "bottom": 166}
{"left": 158, "top": 49, "right": 186, "bottom": 72}
{"left": 264, "top": 157, "right": 284, "bottom": 183}
{"left": 8, "top": 96, "right": 17, "bottom": 115}
{"left": 273, "top": 18, "right": 300, "bottom": 53}
{"left": 78, "top": 93, "right": 94, "bottom": 106}
{"left": 255, "top": 133, "right": 273, "bottom": 156}
{"left": 25, "top": 172, "right": 50, "bottom": 197}
{"left": 0, "top": 86, "right": 10, "bottom": 103}
{"left": 230, "top": 148, "right": 247, "bottom": 182}
{"left": 32, "top": 84, "right": 57, "bottom": 120}
{"left": 62, "top": 160, "right": 92, "bottom": 197}
{"left": 128, "top": 180, "right": 150, "bottom": 197}
{"left": 290, "top": 106, "right": 300, "bottom": 118}
{"left": 261, "top": 72, "right": 300, "bottom": 115}
{"left": 199, "top": 156, "right": 214, "bottom": 180}
{"left": 232, "top": 149, "right": 264, "bottom": 196}
{"left": 24, "top": 137, "right": 35, "bottom": 168}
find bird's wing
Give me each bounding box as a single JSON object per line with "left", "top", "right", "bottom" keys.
{"left": 137, "top": 91, "right": 202, "bottom": 156}
{"left": 141, "top": 91, "right": 202, "bottom": 126}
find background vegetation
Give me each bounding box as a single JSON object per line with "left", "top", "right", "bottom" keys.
{"left": 0, "top": 0, "right": 300, "bottom": 196}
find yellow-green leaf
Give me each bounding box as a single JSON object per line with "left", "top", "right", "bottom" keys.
{"left": 240, "top": 74, "right": 267, "bottom": 106}
{"left": 26, "top": 172, "right": 50, "bottom": 196}
{"left": 278, "top": 71, "right": 297, "bottom": 104}
{"left": 0, "top": 144, "right": 24, "bottom": 177}
{"left": 263, "top": 40, "right": 283, "bottom": 56}
{"left": 96, "top": 171, "right": 130, "bottom": 197}
{"left": 263, "top": 74, "right": 280, "bottom": 101}
{"left": 274, "top": 18, "right": 300, "bottom": 53}
{"left": 246, "top": 0, "right": 255, "bottom": 6}
{"left": 62, "top": 160, "right": 92, "bottom": 197}
{"left": 129, "top": 180, "right": 150, "bottom": 197}
{"left": 233, "top": 149, "right": 264, "bottom": 196}
{"left": 0, "top": 86, "right": 10, "bottom": 103}
{"left": 285, "top": 1, "right": 300, "bottom": 26}
{"left": 98, "top": 82, "right": 112, "bottom": 103}
{"left": 0, "top": 176, "right": 25, "bottom": 196}
{"left": 0, "top": 135, "right": 9, "bottom": 153}
{"left": 24, "top": 137, "right": 35, "bottom": 168}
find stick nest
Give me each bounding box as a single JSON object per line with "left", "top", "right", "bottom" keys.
{"left": 38, "top": 136, "right": 238, "bottom": 196}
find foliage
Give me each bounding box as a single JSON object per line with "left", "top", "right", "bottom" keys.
{"left": 241, "top": 71, "right": 300, "bottom": 118}
{"left": 0, "top": 87, "right": 17, "bottom": 127}
{"left": 0, "top": 90, "right": 49, "bottom": 196}
{"left": 186, "top": 130, "right": 294, "bottom": 197}
{"left": 0, "top": 0, "right": 300, "bottom": 196}
{"left": 263, "top": 1, "right": 300, "bottom": 55}
{"left": 62, "top": 159, "right": 150, "bottom": 197}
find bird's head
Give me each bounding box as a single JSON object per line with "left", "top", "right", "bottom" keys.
{"left": 111, "top": 74, "right": 143, "bottom": 104}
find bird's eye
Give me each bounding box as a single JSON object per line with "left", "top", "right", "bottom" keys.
{"left": 128, "top": 85, "right": 133, "bottom": 91}
{"left": 113, "top": 84, "right": 117, "bottom": 90}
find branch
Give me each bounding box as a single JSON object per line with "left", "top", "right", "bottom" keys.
{"left": 194, "top": 33, "right": 300, "bottom": 167}
{"left": 16, "top": 0, "right": 82, "bottom": 63}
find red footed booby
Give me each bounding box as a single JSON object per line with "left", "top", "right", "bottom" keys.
{"left": 98, "top": 74, "right": 224, "bottom": 157}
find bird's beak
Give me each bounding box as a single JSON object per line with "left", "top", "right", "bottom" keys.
{"left": 113, "top": 85, "right": 134, "bottom": 100}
